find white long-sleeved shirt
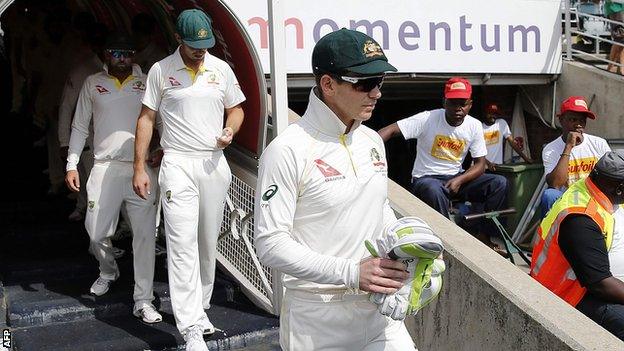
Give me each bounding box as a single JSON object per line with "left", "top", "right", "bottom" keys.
{"left": 58, "top": 53, "right": 102, "bottom": 148}
{"left": 254, "top": 89, "right": 396, "bottom": 292}
{"left": 66, "top": 64, "right": 145, "bottom": 171}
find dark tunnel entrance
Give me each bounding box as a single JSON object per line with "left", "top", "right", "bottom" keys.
{"left": 0, "top": 2, "right": 277, "bottom": 350}
{"left": 0, "top": 0, "right": 266, "bottom": 200}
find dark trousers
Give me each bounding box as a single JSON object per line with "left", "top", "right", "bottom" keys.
{"left": 411, "top": 173, "right": 508, "bottom": 236}
{"left": 578, "top": 294, "right": 624, "bottom": 341}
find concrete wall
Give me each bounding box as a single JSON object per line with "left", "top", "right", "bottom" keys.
{"left": 387, "top": 181, "right": 624, "bottom": 351}
{"left": 524, "top": 61, "right": 624, "bottom": 140}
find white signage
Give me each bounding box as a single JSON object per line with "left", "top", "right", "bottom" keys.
{"left": 221, "top": 0, "right": 563, "bottom": 75}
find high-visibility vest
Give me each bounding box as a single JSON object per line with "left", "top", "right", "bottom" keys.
{"left": 530, "top": 177, "right": 615, "bottom": 306}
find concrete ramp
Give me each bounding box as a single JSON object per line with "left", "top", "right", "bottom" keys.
{"left": 387, "top": 181, "right": 624, "bottom": 351}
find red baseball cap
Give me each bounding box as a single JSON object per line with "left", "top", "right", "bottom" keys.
{"left": 444, "top": 77, "right": 472, "bottom": 99}
{"left": 486, "top": 103, "right": 500, "bottom": 115}
{"left": 558, "top": 96, "right": 596, "bottom": 119}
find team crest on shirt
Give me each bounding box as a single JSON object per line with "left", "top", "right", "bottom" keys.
{"left": 370, "top": 148, "right": 386, "bottom": 167}
{"left": 206, "top": 72, "right": 219, "bottom": 85}
{"left": 132, "top": 81, "right": 146, "bottom": 91}
{"left": 370, "top": 147, "right": 387, "bottom": 172}
{"left": 95, "top": 85, "right": 110, "bottom": 95}
{"left": 168, "top": 76, "right": 181, "bottom": 87}
{"left": 88, "top": 201, "right": 95, "bottom": 211}
{"left": 165, "top": 190, "right": 172, "bottom": 203}
{"left": 314, "top": 159, "right": 345, "bottom": 182}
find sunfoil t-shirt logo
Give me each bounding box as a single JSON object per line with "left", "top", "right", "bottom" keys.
{"left": 484, "top": 130, "right": 500, "bottom": 146}
{"left": 262, "top": 185, "right": 278, "bottom": 201}
{"left": 567, "top": 157, "right": 597, "bottom": 185}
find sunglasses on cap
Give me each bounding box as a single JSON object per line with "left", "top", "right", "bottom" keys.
{"left": 106, "top": 49, "right": 135, "bottom": 59}
{"left": 334, "top": 75, "right": 385, "bottom": 92}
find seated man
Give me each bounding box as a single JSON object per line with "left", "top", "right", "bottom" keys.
{"left": 378, "top": 77, "right": 507, "bottom": 249}
{"left": 531, "top": 151, "right": 624, "bottom": 341}
{"left": 541, "top": 96, "right": 610, "bottom": 216}
{"left": 481, "top": 103, "right": 532, "bottom": 171}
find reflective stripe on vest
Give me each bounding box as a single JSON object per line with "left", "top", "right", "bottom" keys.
{"left": 530, "top": 177, "right": 614, "bottom": 306}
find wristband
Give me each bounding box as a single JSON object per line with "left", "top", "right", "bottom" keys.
{"left": 560, "top": 153, "right": 570, "bottom": 157}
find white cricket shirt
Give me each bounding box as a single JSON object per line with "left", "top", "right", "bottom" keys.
{"left": 397, "top": 109, "right": 487, "bottom": 178}
{"left": 142, "top": 48, "right": 246, "bottom": 153}
{"left": 255, "top": 89, "right": 396, "bottom": 292}
{"left": 66, "top": 64, "right": 146, "bottom": 171}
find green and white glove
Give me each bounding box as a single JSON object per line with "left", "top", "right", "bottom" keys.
{"left": 365, "top": 217, "right": 445, "bottom": 320}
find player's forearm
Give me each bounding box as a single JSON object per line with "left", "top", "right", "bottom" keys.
{"left": 255, "top": 230, "right": 359, "bottom": 288}
{"left": 66, "top": 127, "right": 89, "bottom": 171}
{"left": 225, "top": 105, "right": 244, "bottom": 135}
{"left": 134, "top": 113, "right": 155, "bottom": 171}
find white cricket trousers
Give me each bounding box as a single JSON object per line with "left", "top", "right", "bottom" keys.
{"left": 158, "top": 150, "right": 231, "bottom": 334}
{"left": 280, "top": 290, "right": 417, "bottom": 351}
{"left": 75, "top": 149, "right": 94, "bottom": 213}
{"left": 85, "top": 160, "right": 158, "bottom": 309}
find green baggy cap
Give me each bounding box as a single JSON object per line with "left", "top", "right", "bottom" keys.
{"left": 312, "top": 28, "right": 397, "bottom": 76}
{"left": 176, "top": 9, "right": 215, "bottom": 49}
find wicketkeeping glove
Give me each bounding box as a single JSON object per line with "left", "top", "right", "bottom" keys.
{"left": 365, "top": 217, "right": 445, "bottom": 320}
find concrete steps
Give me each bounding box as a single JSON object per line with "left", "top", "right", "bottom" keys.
{"left": 0, "top": 192, "right": 279, "bottom": 350}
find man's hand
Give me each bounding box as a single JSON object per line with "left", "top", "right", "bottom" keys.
{"left": 132, "top": 169, "right": 151, "bottom": 200}
{"left": 566, "top": 131, "right": 583, "bottom": 147}
{"left": 444, "top": 177, "right": 463, "bottom": 194}
{"left": 147, "top": 149, "right": 164, "bottom": 168}
{"left": 216, "top": 127, "right": 234, "bottom": 149}
{"left": 359, "top": 257, "right": 409, "bottom": 294}
{"left": 485, "top": 160, "right": 497, "bottom": 172}
{"left": 65, "top": 170, "right": 80, "bottom": 192}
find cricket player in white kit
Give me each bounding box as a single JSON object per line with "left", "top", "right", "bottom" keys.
{"left": 132, "top": 9, "right": 245, "bottom": 351}
{"left": 65, "top": 35, "right": 162, "bottom": 324}
{"left": 255, "top": 29, "right": 416, "bottom": 350}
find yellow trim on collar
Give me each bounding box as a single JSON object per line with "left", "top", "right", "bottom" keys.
{"left": 184, "top": 65, "right": 207, "bottom": 83}
{"left": 111, "top": 75, "right": 135, "bottom": 90}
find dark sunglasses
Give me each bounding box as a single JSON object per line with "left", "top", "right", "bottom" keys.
{"left": 335, "top": 75, "right": 385, "bottom": 92}
{"left": 107, "top": 49, "right": 135, "bottom": 59}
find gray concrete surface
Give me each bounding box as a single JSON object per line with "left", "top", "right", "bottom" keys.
{"left": 523, "top": 60, "right": 624, "bottom": 140}
{"left": 559, "top": 61, "right": 624, "bottom": 140}
{"left": 388, "top": 181, "right": 624, "bottom": 351}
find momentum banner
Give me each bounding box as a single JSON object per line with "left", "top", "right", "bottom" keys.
{"left": 221, "top": 0, "right": 563, "bottom": 74}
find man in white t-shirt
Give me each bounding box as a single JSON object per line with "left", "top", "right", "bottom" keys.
{"left": 481, "top": 103, "right": 532, "bottom": 170}
{"left": 541, "top": 96, "right": 611, "bottom": 216}
{"left": 65, "top": 34, "right": 161, "bottom": 324}
{"left": 132, "top": 9, "right": 245, "bottom": 351}
{"left": 379, "top": 77, "right": 508, "bottom": 247}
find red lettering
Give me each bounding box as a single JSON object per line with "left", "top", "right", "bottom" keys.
{"left": 248, "top": 17, "right": 304, "bottom": 49}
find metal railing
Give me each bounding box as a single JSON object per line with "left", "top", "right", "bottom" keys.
{"left": 563, "top": 0, "right": 624, "bottom": 72}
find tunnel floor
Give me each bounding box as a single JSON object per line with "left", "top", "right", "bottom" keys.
{"left": 0, "top": 118, "right": 279, "bottom": 350}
